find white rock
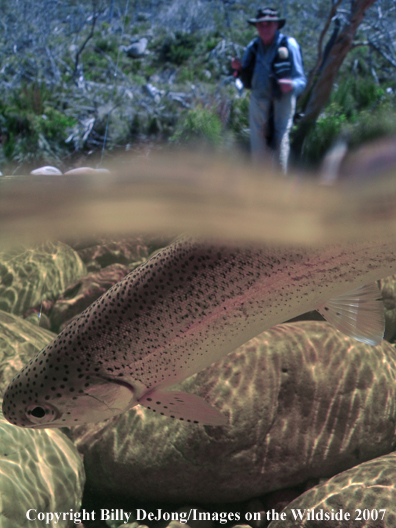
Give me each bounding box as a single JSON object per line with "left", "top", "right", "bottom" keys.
{"left": 63, "top": 167, "right": 110, "bottom": 175}
{"left": 123, "top": 38, "right": 148, "bottom": 58}
{"left": 30, "top": 166, "right": 63, "bottom": 175}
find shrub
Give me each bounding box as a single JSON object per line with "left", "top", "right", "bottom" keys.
{"left": 0, "top": 83, "right": 77, "bottom": 163}
{"left": 159, "top": 31, "right": 199, "bottom": 65}
{"left": 170, "top": 104, "right": 223, "bottom": 145}
{"left": 301, "top": 102, "right": 347, "bottom": 165}
{"left": 300, "top": 76, "right": 391, "bottom": 166}
{"left": 94, "top": 36, "right": 117, "bottom": 53}
{"left": 348, "top": 99, "right": 396, "bottom": 149}
{"left": 330, "top": 77, "right": 386, "bottom": 119}
{"left": 229, "top": 95, "right": 250, "bottom": 137}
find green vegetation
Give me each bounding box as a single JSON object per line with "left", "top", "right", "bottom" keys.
{"left": 159, "top": 31, "right": 200, "bottom": 65}
{"left": 0, "top": 1, "right": 395, "bottom": 173}
{"left": 94, "top": 36, "right": 118, "bottom": 53}
{"left": 0, "top": 84, "right": 77, "bottom": 165}
{"left": 301, "top": 76, "right": 396, "bottom": 167}
{"left": 170, "top": 104, "right": 223, "bottom": 146}
{"left": 348, "top": 100, "right": 396, "bottom": 149}
{"left": 229, "top": 95, "right": 250, "bottom": 139}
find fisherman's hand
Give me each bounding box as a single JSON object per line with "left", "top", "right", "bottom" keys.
{"left": 278, "top": 79, "right": 294, "bottom": 93}
{"left": 231, "top": 57, "right": 242, "bottom": 72}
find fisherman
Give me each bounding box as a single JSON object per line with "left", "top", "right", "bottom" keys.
{"left": 231, "top": 7, "right": 306, "bottom": 173}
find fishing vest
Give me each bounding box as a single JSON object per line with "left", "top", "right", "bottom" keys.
{"left": 240, "top": 35, "right": 297, "bottom": 98}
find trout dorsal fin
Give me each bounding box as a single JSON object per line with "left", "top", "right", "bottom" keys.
{"left": 317, "top": 282, "right": 385, "bottom": 346}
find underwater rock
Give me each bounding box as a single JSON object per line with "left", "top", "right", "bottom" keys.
{"left": 0, "top": 241, "right": 86, "bottom": 316}
{"left": 378, "top": 275, "right": 396, "bottom": 342}
{"left": 261, "top": 487, "right": 309, "bottom": 519}
{"left": 69, "top": 321, "right": 396, "bottom": 504}
{"left": 268, "top": 452, "right": 396, "bottom": 527}
{"left": 50, "top": 263, "right": 130, "bottom": 332}
{"left": 166, "top": 523, "right": 185, "bottom": 528}
{"left": 23, "top": 299, "right": 54, "bottom": 330}
{"left": 0, "top": 310, "right": 55, "bottom": 398}
{"left": 0, "top": 404, "right": 85, "bottom": 528}
{"left": 24, "top": 311, "right": 51, "bottom": 330}
{"left": 244, "top": 500, "right": 266, "bottom": 528}
{"left": 174, "top": 506, "right": 214, "bottom": 528}
{"left": 69, "top": 236, "right": 152, "bottom": 271}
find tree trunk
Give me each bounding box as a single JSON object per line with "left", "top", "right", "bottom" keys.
{"left": 294, "top": 0, "right": 379, "bottom": 156}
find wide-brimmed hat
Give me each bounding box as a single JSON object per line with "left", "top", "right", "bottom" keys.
{"left": 248, "top": 7, "right": 286, "bottom": 28}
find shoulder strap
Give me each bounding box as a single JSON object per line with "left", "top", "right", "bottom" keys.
{"left": 280, "top": 35, "right": 288, "bottom": 47}
{"left": 240, "top": 38, "right": 259, "bottom": 89}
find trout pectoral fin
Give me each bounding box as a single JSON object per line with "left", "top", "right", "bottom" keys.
{"left": 316, "top": 282, "right": 385, "bottom": 346}
{"left": 138, "top": 389, "right": 228, "bottom": 426}
{"left": 85, "top": 376, "right": 138, "bottom": 414}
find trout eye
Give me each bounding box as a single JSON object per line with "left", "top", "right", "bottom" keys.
{"left": 26, "top": 403, "right": 60, "bottom": 425}
{"left": 31, "top": 407, "right": 45, "bottom": 418}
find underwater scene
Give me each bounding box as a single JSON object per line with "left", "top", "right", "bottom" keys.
{"left": 2, "top": 154, "right": 396, "bottom": 528}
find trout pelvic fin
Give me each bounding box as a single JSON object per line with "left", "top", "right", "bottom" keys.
{"left": 317, "top": 282, "right": 385, "bottom": 346}
{"left": 138, "top": 389, "right": 228, "bottom": 426}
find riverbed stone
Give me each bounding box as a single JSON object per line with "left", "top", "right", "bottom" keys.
{"left": 0, "top": 311, "right": 84, "bottom": 527}
{"left": 69, "top": 236, "right": 153, "bottom": 271}
{"left": 0, "top": 310, "right": 55, "bottom": 398}
{"left": 378, "top": 275, "right": 396, "bottom": 342}
{"left": 0, "top": 404, "right": 85, "bottom": 528}
{"left": 269, "top": 452, "right": 396, "bottom": 528}
{"left": 69, "top": 321, "right": 396, "bottom": 504}
{"left": 0, "top": 241, "right": 86, "bottom": 316}
{"left": 49, "top": 263, "right": 130, "bottom": 332}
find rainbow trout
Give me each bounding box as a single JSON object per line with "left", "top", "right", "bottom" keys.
{"left": 2, "top": 235, "right": 393, "bottom": 428}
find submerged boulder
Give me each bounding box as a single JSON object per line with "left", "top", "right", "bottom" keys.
{"left": 269, "top": 452, "right": 396, "bottom": 527}
{"left": 69, "top": 321, "right": 396, "bottom": 504}
{"left": 50, "top": 263, "right": 130, "bottom": 332}
{"left": 0, "top": 311, "right": 84, "bottom": 527}
{"left": 68, "top": 236, "right": 151, "bottom": 271}
{"left": 0, "top": 310, "right": 55, "bottom": 398}
{"left": 0, "top": 241, "right": 86, "bottom": 316}
{"left": 0, "top": 405, "right": 85, "bottom": 528}
{"left": 378, "top": 275, "right": 396, "bottom": 342}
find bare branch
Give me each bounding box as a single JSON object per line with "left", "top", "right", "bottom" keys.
{"left": 351, "top": 41, "right": 370, "bottom": 48}
{"left": 369, "top": 40, "right": 396, "bottom": 68}
{"left": 72, "top": 2, "right": 99, "bottom": 80}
